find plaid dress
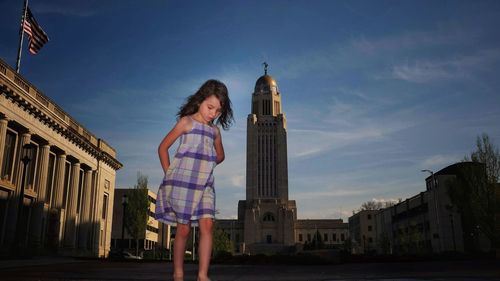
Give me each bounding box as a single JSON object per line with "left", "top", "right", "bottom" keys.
{"left": 155, "top": 118, "right": 217, "bottom": 226}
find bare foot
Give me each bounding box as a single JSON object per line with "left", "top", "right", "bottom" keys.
{"left": 197, "top": 277, "right": 211, "bottom": 281}
{"left": 173, "top": 275, "right": 183, "bottom": 281}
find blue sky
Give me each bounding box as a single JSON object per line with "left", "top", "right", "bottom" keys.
{"left": 1, "top": 0, "right": 500, "bottom": 220}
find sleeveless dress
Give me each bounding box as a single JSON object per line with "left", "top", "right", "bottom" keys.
{"left": 155, "top": 118, "right": 217, "bottom": 226}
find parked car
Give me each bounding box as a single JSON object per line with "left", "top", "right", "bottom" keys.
{"left": 109, "top": 250, "right": 143, "bottom": 260}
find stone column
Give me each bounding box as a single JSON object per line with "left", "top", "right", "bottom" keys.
{"left": 0, "top": 116, "right": 8, "bottom": 176}
{"left": 78, "top": 169, "right": 93, "bottom": 249}
{"left": 29, "top": 143, "right": 50, "bottom": 248}
{"left": 35, "top": 144, "right": 51, "bottom": 202}
{"left": 64, "top": 162, "right": 80, "bottom": 248}
{"left": 50, "top": 153, "right": 66, "bottom": 248}
{"left": 52, "top": 154, "right": 66, "bottom": 209}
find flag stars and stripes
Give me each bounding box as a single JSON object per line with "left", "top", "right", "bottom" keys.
{"left": 22, "top": 8, "right": 49, "bottom": 55}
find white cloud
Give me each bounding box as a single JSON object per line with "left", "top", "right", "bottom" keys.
{"left": 391, "top": 48, "right": 500, "bottom": 83}
{"left": 420, "top": 154, "right": 461, "bottom": 169}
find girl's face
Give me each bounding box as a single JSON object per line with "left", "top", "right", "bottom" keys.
{"left": 198, "top": 95, "right": 222, "bottom": 124}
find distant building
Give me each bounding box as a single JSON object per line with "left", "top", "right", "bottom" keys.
{"left": 217, "top": 67, "right": 347, "bottom": 254}
{"left": 111, "top": 188, "right": 171, "bottom": 253}
{"left": 349, "top": 210, "right": 378, "bottom": 254}
{"left": 370, "top": 162, "right": 493, "bottom": 255}
{"left": 295, "top": 219, "right": 348, "bottom": 248}
{"left": 0, "top": 58, "right": 122, "bottom": 257}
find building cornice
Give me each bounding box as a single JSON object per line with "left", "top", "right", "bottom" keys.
{"left": 0, "top": 58, "right": 122, "bottom": 170}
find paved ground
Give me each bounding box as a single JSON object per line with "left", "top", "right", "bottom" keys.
{"left": 1, "top": 258, "right": 499, "bottom": 281}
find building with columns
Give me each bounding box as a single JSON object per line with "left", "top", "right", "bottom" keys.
{"left": 218, "top": 66, "right": 348, "bottom": 254}
{"left": 0, "top": 58, "right": 122, "bottom": 257}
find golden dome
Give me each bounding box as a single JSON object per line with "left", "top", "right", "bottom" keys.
{"left": 254, "top": 74, "right": 278, "bottom": 92}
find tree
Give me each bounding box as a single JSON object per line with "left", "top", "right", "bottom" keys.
{"left": 124, "top": 172, "right": 150, "bottom": 256}
{"left": 212, "top": 222, "right": 232, "bottom": 258}
{"left": 377, "top": 232, "right": 391, "bottom": 255}
{"left": 354, "top": 199, "right": 400, "bottom": 213}
{"left": 361, "top": 200, "right": 383, "bottom": 211}
{"left": 469, "top": 133, "right": 500, "bottom": 184}
{"left": 447, "top": 133, "right": 499, "bottom": 252}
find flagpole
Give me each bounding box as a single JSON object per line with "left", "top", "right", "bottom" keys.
{"left": 15, "top": 0, "right": 29, "bottom": 73}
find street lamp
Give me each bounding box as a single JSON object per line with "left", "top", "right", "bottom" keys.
{"left": 192, "top": 225, "right": 196, "bottom": 261}
{"left": 160, "top": 223, "right": 164, "bottom": 260}
{"left": 15, "top": 143, "right": 35, "bottom": 252}
{"left": 421, "top": 169, "right": 436, "bottom": 189}
{"left": 121, "top": 193, "right": 128, "bottom": 253}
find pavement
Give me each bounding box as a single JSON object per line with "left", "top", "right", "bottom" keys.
{"left": 1, "top": 257, "right": 499, "bottom": 281}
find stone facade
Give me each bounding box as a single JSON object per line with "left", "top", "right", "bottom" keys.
{"left": 218, "top": 70, "right": 348, "bottom": 254}
{"left": 0, "top": 58, "right": 122, "bottom": 257}
{"left": 367, "top": 162, "right": 492, "bottom": 255}
{"left": 349, "top": 210, "right": 378, "bottom": 254}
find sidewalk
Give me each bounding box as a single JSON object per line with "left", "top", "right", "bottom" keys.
{"left": 1, "top": 258, "right": 499, "bottom": 281}
{"left": 0, "top": 256, "right": 87, "bottom": 269}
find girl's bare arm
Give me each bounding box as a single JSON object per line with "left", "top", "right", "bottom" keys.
{"left": 158, "top": 117, "right": 191, "bottom": 174}
{"left": 213, "top": 126, "right": 225, "bottom": 164}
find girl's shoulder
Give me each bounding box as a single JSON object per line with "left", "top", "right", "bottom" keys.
{"left": 175, "top": 116, "right": 194, "bottom": 133}
{"left": 212, "top": 124, "right": 221, "bottom": 138}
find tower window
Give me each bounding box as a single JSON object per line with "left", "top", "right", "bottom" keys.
{"left": 262, "top": 212, "right": 275, "bottom": 222}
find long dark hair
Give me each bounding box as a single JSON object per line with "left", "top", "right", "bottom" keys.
{"left": 177, "top": 79, "right": 234, "bottom": 130}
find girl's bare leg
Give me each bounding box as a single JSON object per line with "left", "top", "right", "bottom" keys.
{"left": 173, "top": 223, "right": 191, "bottom": 280}
{"left": 197, "top": 218, "right": 214, "bottom": 281}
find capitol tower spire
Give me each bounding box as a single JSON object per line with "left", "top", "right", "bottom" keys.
{"left": 238, "top": 64, "right": 297, "bottom": 252}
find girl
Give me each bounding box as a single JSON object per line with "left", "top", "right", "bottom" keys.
{"left": 155, "top": 79, "right": 234, "bottom": 281}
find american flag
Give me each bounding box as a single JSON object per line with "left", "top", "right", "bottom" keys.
{"left": 22, "top": 8, "right": 49, "bottom": 55}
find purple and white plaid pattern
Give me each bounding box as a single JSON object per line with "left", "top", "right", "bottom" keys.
{"left": 155, "top": 118, "right": 217, "bottom": 226}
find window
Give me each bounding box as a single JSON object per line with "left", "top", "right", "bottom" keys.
{"left": 298, "top": 234, "right": 303, "bottom": 242}
{"left": 266, "top": 235, "right": 272, "bottom": 244}
{"left": 147, "top": 225, "right": 159, "bottom": 234}
{"left": 368, "top": 237, "right": 373, "bottom": 243}
{"left": 102, "top": 193, "right": 108, "bottom": 220}
{"left": 1, "top": 130, "right": 17, "bottom": 181}
{"left": 368, "top": 225, "right": 372, "bottom": 231}
{"left": 307, "top": 234, "right": 311, "bottom": 242}
{"left": 332, "top": 233, "right": 337, "bottom": 241}
{"left": 26, "top": 143, "right": 38, "bottom": 190}
{"left": 367, "top": 214, "right": 372, "bottom": 220}
{"left": 262, "top": 213, "right": 275, "bottom": 222}
{"left": 341, "top": 233, "right": 345, "bottom": 241}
